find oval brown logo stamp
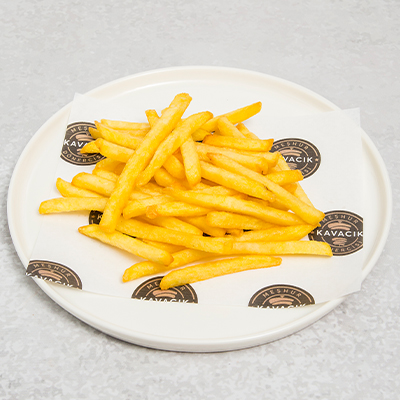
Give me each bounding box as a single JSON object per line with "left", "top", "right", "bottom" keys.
{"left": 61, "top": 122, "right": 104, "bottom": 166}
{"left": 271, "top": 138, "right": 321, "bottom": 178}
{"left": 308, "top": 210, "right": 363, "bottom": 256}
{"left": 26, "top": 260, "right": 82, "bottom": 289}
{"left": 132, "top": 277, "right": 198, "bottom": 304}
{"left": 249, "top": 284, "right": 315, "bottom": 308}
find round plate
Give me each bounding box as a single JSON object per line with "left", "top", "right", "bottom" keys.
{"left": 7, "top": 66, "right": 392, "bottom": 352}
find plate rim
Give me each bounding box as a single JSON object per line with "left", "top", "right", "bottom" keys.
{"left": 7, "top": 66, "right": 393, "bottom": 352}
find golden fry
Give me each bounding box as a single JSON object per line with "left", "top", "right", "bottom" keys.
{"left": 191, "top": 128, "right": 210, "bottom": 142}
{"left": 282, "top": 183, "right": 297, "bottom": 194}
{"left": 231, "top": 240, "right": 333, "bottom": 256}
{"left": 72, "top": 172, "right": 116, "bottom": 197}
{"left": 167, "top": 248, "right": 213, "bottom": 269}
{"left": 162, "top": 154, "right": 186, "bottom": 180}
{"left": 217, "top": 116, "right": 246, "bottom": 138}
{"left": 196, "top": 143, "right": 269, "bottom": 173}
{"left": 200, "top": 161, "right": 275, "bottom": 202}
{"left": 193, "top": 185, "right": 239, "bottom": 196}
{"left": 56, "top": 178, "right": 103, "bottom": 198}
{"left": 153, "top": 167, "right": 189, "bottom": 190}
{"left": 140, "top": 215, "right": 203, "bottom": 236}
{"left": 141, "top": 240, "right": 185, "bottom": 253}
{"left": 236, "top": 122, "right": 259, "bottom": 139}
{"left": 92, "top": 168, "right": 120, "bottom": 182}
{"left": 79, "top": 224, "right": 173, "bottom": 265}
{"left": 226, "top": 229, "right": 243, "bottom": 237}
{"left": 123, "top": 195, "right": 174, "bottom": 219}
{"left": 145, "top": 109, "right": 160, "bottom": 127}
{"left": 206, "top": 211, "right": 276, "bottom": 230}
{"left": 94, "top": 121, "right": 143, "bottom": 149}
{"left": 203, "top": 135, "right": 274, "bottom": 152}
{"left": 39, "top": 197, "right": 108, "bottom": 214}
{"left": 88, "top": 127, "right": 102, "bottom": 139}
{"left": 181, "top": 216, "right": 227, "bottom": 237}
{"left": 94, "top": 138, "right": 133, "bottom": 163}
{"left": 146, "top": 201, "right": 211, "bottom": 219}
{"left": 137, "top": 182, "right": 165, "bottom": 196}
{"left": 160, "top": 255, "right": 281, "bottom": 290}
{"left": 181, "top": 136, "right": 202, "bottom": 187}
{"left": 100, "top": 119, "right": 150, "bottom": 131}
{"left": 266, "top": 170, "right": 303, "bottom": 185}
{"left": 236, "top": 224, "right": 316, "bottom": 242}
{"left": 93, "top": 158, "right": 123, "bottom": 172}
{"left": 80, "top": 141, "right": 99, "bottom": 154}
{"left": 123, "top": 261, "right": 167, "bottom": 282}
{"left": 71, "top": 172, "right": 149, "bottom": 202}
{"left": 200, "top": 102, "right": 262, "bottom": 133}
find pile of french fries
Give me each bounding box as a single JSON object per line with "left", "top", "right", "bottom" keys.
{"left": 39, "top": 93, "right": 332, "bottom": 291}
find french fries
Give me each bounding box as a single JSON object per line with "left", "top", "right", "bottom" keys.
{"left": 199, "top": 161, "right": 275, "bottom": 202}
{"left": 230, "top": 241, "right": 333, "bottom": 256}
{"left": 162, "top": 155, "right": 186, "bottom": 180}
{"left": 203, "top": 135, "right": 274, "bottom": 152}
{"left": 56, "top": 178, "right": 103, "bottom": 198}
{"left": 146, "top": 201, "right": 211, "bottom": 219}
{"left": 139, "top": 215, "right": 203, "bottom": 236}
{"left": 236, "top": 122, "right": 259, "bottom": 139}
{"left": 85, "top": 138, "right": 133, "bottom": 162}
{"left": 266, "top": 170, "right": 304, "bottom": 185}
{"left": 137, "top": 111, "right": 212, "bottom": 186}
{"left": 180, "top": 136, "right": 202, "bottom": 187}
{"left": 207, "top": 153, "right": 325, "bottom": 225}
{"left": 235, "top": 224, "right": 317, "bottom": 242}
{"left": 79, "top": 224, "right": 173, "bottom": 265}
{"left": 39, "top": 93, "right": 331, "bottom": 292}
{"left": 123, "top": 195, "right": 174, "bottom": 219}
{"left": 160, "top": 256, "right": 282, "bottom": 290}
{"left": 123, "top": 249, "right": 211, "bottom": 282}
{"left": 206, "top": 211, "right": 276, "bottom": 230}
{"left": 100, "top": 119, "right": 150, "bottom": 131}
{"left": 199, "top": 101, "right": 262, "bottom": 133}
{"left": 94, "top": 121, "right": 144, "bottom": 149}
{"left": 162, "top": 189, "right": 305, "bottom": 226}
{"left": 116, "top": 217, "right": 233, "bottom": 254}
{"left": 99, "top": 93, "right": 192, "bottom": 233}
{"left": 196, "top": 143, "right": 269, "bottom": 173}
{"left": 217, "top": 116, "right": 246, "bottom": 138}
{"left": 39, "top": 197, "right": 108, "bottom": 214}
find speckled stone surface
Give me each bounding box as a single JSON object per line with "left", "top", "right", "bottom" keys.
{"left": 1, "top": 0, "right": 399, "bottom": 399}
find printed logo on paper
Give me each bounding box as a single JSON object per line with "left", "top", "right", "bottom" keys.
{"left": 89, "top": 210, "right": 103, "bottom": 225}
{"left": 271, "top": 138, "right": 321, "bottom": 178}
{"left": 308, "top": 210, "right": 363, "bottom": 256}
{"left": 248, "top": 284, "right": 315, "bottom": 308}
{"left": 61, "top": 121, "right": 104, "bottom": 166}
{"left": 131, "top": 277, "right": 198, "bottom": 304}
{"left": 26, "top": 260, "right": 82, "bottom": 289}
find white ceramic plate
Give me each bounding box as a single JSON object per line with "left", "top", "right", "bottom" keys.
{"left": 7, "top": 67, "right": 392, "bottom": 352}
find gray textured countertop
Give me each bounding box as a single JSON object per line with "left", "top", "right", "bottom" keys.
{"left": 1, "top": 1, "right": 399, "bottom": 399}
